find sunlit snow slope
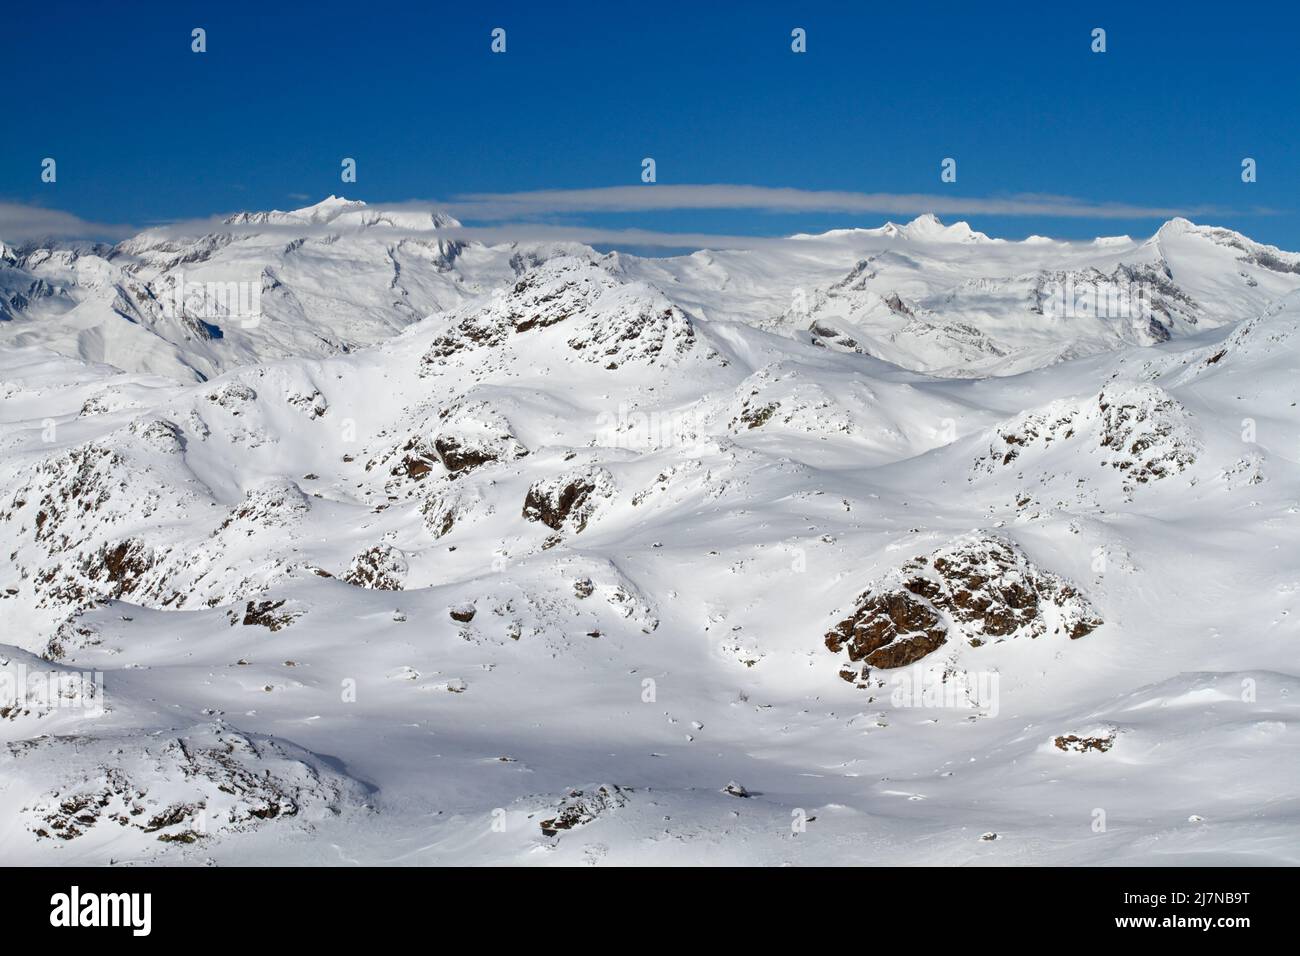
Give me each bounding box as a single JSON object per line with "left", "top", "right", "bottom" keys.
{"left": 1, "top": 201, "right": 1297, "bottom": 865}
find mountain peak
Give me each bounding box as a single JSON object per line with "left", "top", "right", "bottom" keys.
{"left": 1155, "top": 217, "right": 1198, "bottom": 239}
{"left": 900, "top": 214, "right": 991, "bottom": 243}
{"left": 907, "top": 213, "right": 945, "bottom": 230}
{"left": 288, "top": 195, "right": 368, "bottom": 222}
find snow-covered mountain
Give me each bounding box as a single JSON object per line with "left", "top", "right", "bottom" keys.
{"left": 0, "top": 197, "right": 589, "bottom": 383}
{"left": 7, "top": 199, "right": 1299, "bottom": 384}
{"left": 632, "top": 214, "right": 1300, "bottom": 377}
{"left": 2, "top": 200, "right": 1298, "bottom": 865}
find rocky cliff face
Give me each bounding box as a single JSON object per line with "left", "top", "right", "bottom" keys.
{"left": 826, "top": 533, "right": 1102, "bottom": 683}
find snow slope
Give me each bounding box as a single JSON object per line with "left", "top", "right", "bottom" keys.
{"left": 1, "top": 204, "right": 1297, "bottom": 865}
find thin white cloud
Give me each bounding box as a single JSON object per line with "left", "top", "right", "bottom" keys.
{"left": 0, "top": 187, "right": 1273, "bottom": 255}
{"left": 0, "top": 202, "right": 135, "bottom": 243}
{"left": 441, "top": 184, "right": 1237, "bottom": 221}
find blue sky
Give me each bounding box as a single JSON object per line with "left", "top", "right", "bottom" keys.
{"left": 2, "top": 0, "right": 1296, "bottom": 248}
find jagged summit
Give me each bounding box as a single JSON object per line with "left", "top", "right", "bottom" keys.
{"left": 220, "top": 196, "right": 460, "bottom": 231}
{"left": 299, "top": 194, "right": 364, "bottom": 215}
{"left": 794, "top": 213, "right": 992, "bottom": 243}
{"left": 1155, "top": 216, "right": 1198, "bottom": 238}
{"left": 894, "top": 212, "right": 992, "bottom": 243}
{"left": 222, "top": 194, "right": 367, "bottom": 226}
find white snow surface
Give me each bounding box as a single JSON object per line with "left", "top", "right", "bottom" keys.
{"left": 1, "top": 200, "right": 1298, "bottom": 865}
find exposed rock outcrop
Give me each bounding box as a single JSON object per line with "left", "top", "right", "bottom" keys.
{"left": 538, "top": 783, "right": 628, "bottom": 837}
{"left": 342, "top": 544, "right": 407, "bottom": 591}
{"left": 826, "top": 533, "right": 1101, "bottom": 682}
{"left": 522, "top": 467, "right": 615, "bottom": 534}
{"left": 10, "top": 723, "right": 363, "bottom": 844}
